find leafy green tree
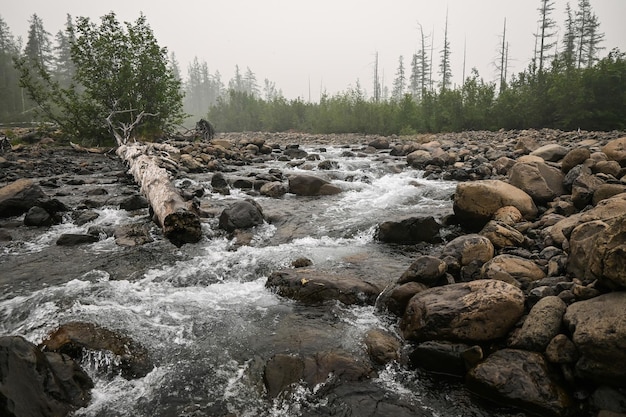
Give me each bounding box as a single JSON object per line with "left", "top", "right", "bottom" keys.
{"left": 15, "top": 12, "right": 184, "bottom": 140}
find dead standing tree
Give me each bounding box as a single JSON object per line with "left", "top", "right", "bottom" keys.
{"left": 108, "top": 110, "right": 202, "bottom": 246}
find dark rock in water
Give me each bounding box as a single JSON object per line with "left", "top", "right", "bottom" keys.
{"left": 467, "top": 349, "right": 573, "bottom": 417}
{"left": 318, "top": 160, "right": 340, "bottom": 170}
{"left": 0, "top": 227, "right": 12, "bottom": 241}
{"left": 368, "top": 138, "right": 390, "bottom": 149}
{"left": 218, "top": 199, "right": 265, "bottom": 232}
{"left": 259, "top": 181, "right": 287, "bottom": 198}
{"left": 288, "top": 174, "right": 342, "bottom": 196}
{"left": 364, "top": 329, "right": 401, "bottom": 366}
{"left": 410, "top": 340, "right": 483, "bottom": 376}
{"left": 291, "top": 257, "right": 312, "bottom": 268}
{"left": 40, "top": 321, "right": 153, "bottom": 380}
{"left": 283, "top": 147, "right": 308, "bottom": 159}
{"left": 119, "top": 194, "right": 149, "bottom": 211}
{"left": 24, "top": 206, "right": 54, "bottom": 227}
{"left": 56, "top": 234, "right": 99, "bottom": 246}
{"left": 398, "top": 255, "right": 447, "bottom": 285}
{"left": 0, "top": 178, "right": 47, "bottom": 218}
{"left": 266, "top": 269, "right": 380, "bottom": 306}
{"left": 73, "top": 210, "right": 100, "bottom": 226}
{"left": 376, "top": 216, "right": 441, "bottom": 244}
{"left": 0, "top": 335, "right": 93, "bottom": 417}
{"left": 378, "top": 281, "right": 428, "bottom": 316}
{"left": 263, "top": 350, "right": 374, "bottom": 398}
{"left": 114, "top": 223, "right": 154, "bottom": 246}
{"left": 401, "top": 280, "right": 525, "bottom": 343}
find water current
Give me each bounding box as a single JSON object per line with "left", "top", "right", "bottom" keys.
{"left": 0, "top": 145, "right": 526, "bottom": 416}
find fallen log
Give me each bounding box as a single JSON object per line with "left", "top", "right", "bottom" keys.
{"left": 116, "top": 142, "right": 202, "bottom": 247}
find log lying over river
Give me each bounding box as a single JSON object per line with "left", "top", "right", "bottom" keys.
{"left": 116, "top": 142, "right": 202, "bottom": 246}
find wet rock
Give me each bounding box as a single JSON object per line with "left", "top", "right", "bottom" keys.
{"left": 119, "top": 194, "right": 149, "bottom": 211}
{"left": 401, "top": 280, "right": 525, "bottom": 343}
{"left": 24, "top": 206, "right": 54, "bottom": 227}
{"left": 73, "top": 210, "right": 99, "bottom": 226}
{"left": 508, "top": 160, "right": 565, "bottom": 205}
{"left": 263, "top": 351, "right": 374, "bottom": 398}
{"left": 218, "top": 199, "right": 265, "bottom": 232}
{"left": 509, "top": 296, "right": 566, "bottom": 351}
{"left": 114, "top": 223, "right": 154, "bottom": 246}
{"left": 364, "top": 329, "right": 401, "bottom": 365}
{"left": 283, "top": 146, "right": 309, "bottom": 160}
{"left": 0, "top": 227, "right": 12, "bottom": 241}
{"left": 602, "top": 137, "right": 626, "bottom": 167}
{"left": 368, "top": 138, "right": 390, "bottom": 149}
{"left": 0, "top": 335, "right": 93, "bottom": 417}
{"left": 41, "top": 321, "right": 153, "bottom": 380}
{"left": 287, "top": 174, "right": 342, "bottom": 196}
{"left": 563, "top": 292, "right": 626, "bottom": 386}
{"left": 56, "top": 233, "right": 99, "bottom": 246}
{"left": 378, "top": 281, "right": 428, "bottom": 316}
{"left": 397, "top": 255, "right": 447, "bottom": 286}
{"left": 467, "top": 349, "right": 573, "bottom": 417}
{"left": 409, "top": 341, "right": 482, "bottom": 376}
{"left": 266, "top": 269, "right": 380, "bottom": 305}
{"left": 291, "top": 257, "right": 312, "bottom": 268}
{"left": 481, "top": 254, "right": 546, "bottom": 289}
{"left": 375, "top": 216, "right": 441, "bottom": 244}
{"left": 0, "top": 178, "right": 47, "bottom": 218}
{"left": 453, "top": 180, "right": 538, "bottom": 229}
{"left": 259, "top": 181, "right": 287, "bottom": 198}
{"left": 407, "top": 150, "right": 432, "bottom": 169}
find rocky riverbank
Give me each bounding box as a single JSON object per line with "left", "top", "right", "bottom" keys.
{"left": 1, "top": 128, "right": 626, "bottom": 417}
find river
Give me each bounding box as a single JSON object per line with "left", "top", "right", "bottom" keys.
{"left": 0, "top": 144, "right": 527, "bottom": 416}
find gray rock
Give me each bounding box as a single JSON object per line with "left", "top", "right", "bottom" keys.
{"left": 376, "top": 216, "right": 441, "bottom": 244}
{"left": 509, "top": 160, "right": 565, "bottom": 205}
{"left": 398, "top": 255, "right": 447, "bottom": 285}
{"left": 288, "top": 174, "right": 341, "bottom": 196}
{"left": 0, "top": 178, "right": 47, "bottom": 218}
{"left": 218, "top": 199, "right": 265, "bottom": 232}
{"left": 24, "top": 206, "right": 53, "bottom": 227}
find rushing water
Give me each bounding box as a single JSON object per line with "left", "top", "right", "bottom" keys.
{"left": 0, "top": 145, "right": 525, "bottom": 416}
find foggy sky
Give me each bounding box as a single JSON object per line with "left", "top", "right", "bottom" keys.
{"left": 4, "top": 0, "right": 626, "bottom": 101}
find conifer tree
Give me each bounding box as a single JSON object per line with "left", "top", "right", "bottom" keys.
{"left": 439, "top": 10, "right": 452, "bottom": 90}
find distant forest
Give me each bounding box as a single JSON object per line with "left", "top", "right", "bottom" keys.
{"left": 1, "top": 0, "right": 625, "bottom": 139}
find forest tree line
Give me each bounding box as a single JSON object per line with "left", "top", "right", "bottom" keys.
{"left": 1, "top": 0, "right": 624, "bottom": 140}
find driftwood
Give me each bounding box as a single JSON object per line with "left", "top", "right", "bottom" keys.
{"left": 107, "top": 110, "right": 202, "bottom": 246}
{"left": 116, "top": 143, "right": 202, "bottom": 246}
{"left": 69, "top": 141, "right": 108, "bottom": 154}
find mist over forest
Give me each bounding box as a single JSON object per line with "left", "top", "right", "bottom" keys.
{"left": 0, "top": 0, "right": 624, "bottom": 139}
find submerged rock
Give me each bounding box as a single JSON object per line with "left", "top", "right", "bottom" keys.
{"left": 0, "top": 335, "right": 93, "bottom": 417}
{"left": 266, "top": 269, "right": 380, "bottom": 305}
{"left": 40, "top": 321, "right": 153, "bottom": 380}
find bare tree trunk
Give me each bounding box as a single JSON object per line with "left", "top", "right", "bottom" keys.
{"left": 116, "top": 143, "right": 202, "bottom": 246}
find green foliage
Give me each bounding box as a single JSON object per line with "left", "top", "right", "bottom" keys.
{"left": 15, "top": 12, "right": 184, "bottom": 141}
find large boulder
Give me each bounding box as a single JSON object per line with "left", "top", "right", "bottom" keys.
{"left": 409, "top": 340, "right": 483, "bottom": 376}
{"left": 218, "top": 199, "right": 265, "bottom": 232}
{"left": 40, "top": 321, "right": 153, "bottom": 379}
{"left": 453, "top": 180, "right": 537, "bottom": 229}
{"left": 602, "top": 136, "right": 626, "bottom": 167}
{"left": 508, "top": 161, "right": 565, "bottom": 205}
{"left": 263, "top": 351, "right": 374, "bottom": 398}
{"left": 266, "top": 269, "right": 380, "bottom": 306}
{"left": 0, "top": 335, "right": 93, "bottom": 417}
{"left": 376, "top": 216, "right": 441, "bottom": 244}
{"left": 288, "top": 174, "right": 341, "bottom": 196}
{"left": 561, "top": 147, "right": 591, "bottom": 173}
{"left": 401, "top": 280, "right": 525, "bottom": 343}
{"left": 467, "top": 349, "right": 573, "bottom": 416}
{"left": 563, "top": 292, "right": 626, "bottom": 386}
{"left": 481, "top": 254, "right": 546, "bottom": 289}
{"left": 0, "top": 178, "right": 46, "bottom": 218}
{"left": 567, "top": 211, "right": 626, "bottom": 289}
{"left": 509, "top": 296, "right": 567, "bottom": 351}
